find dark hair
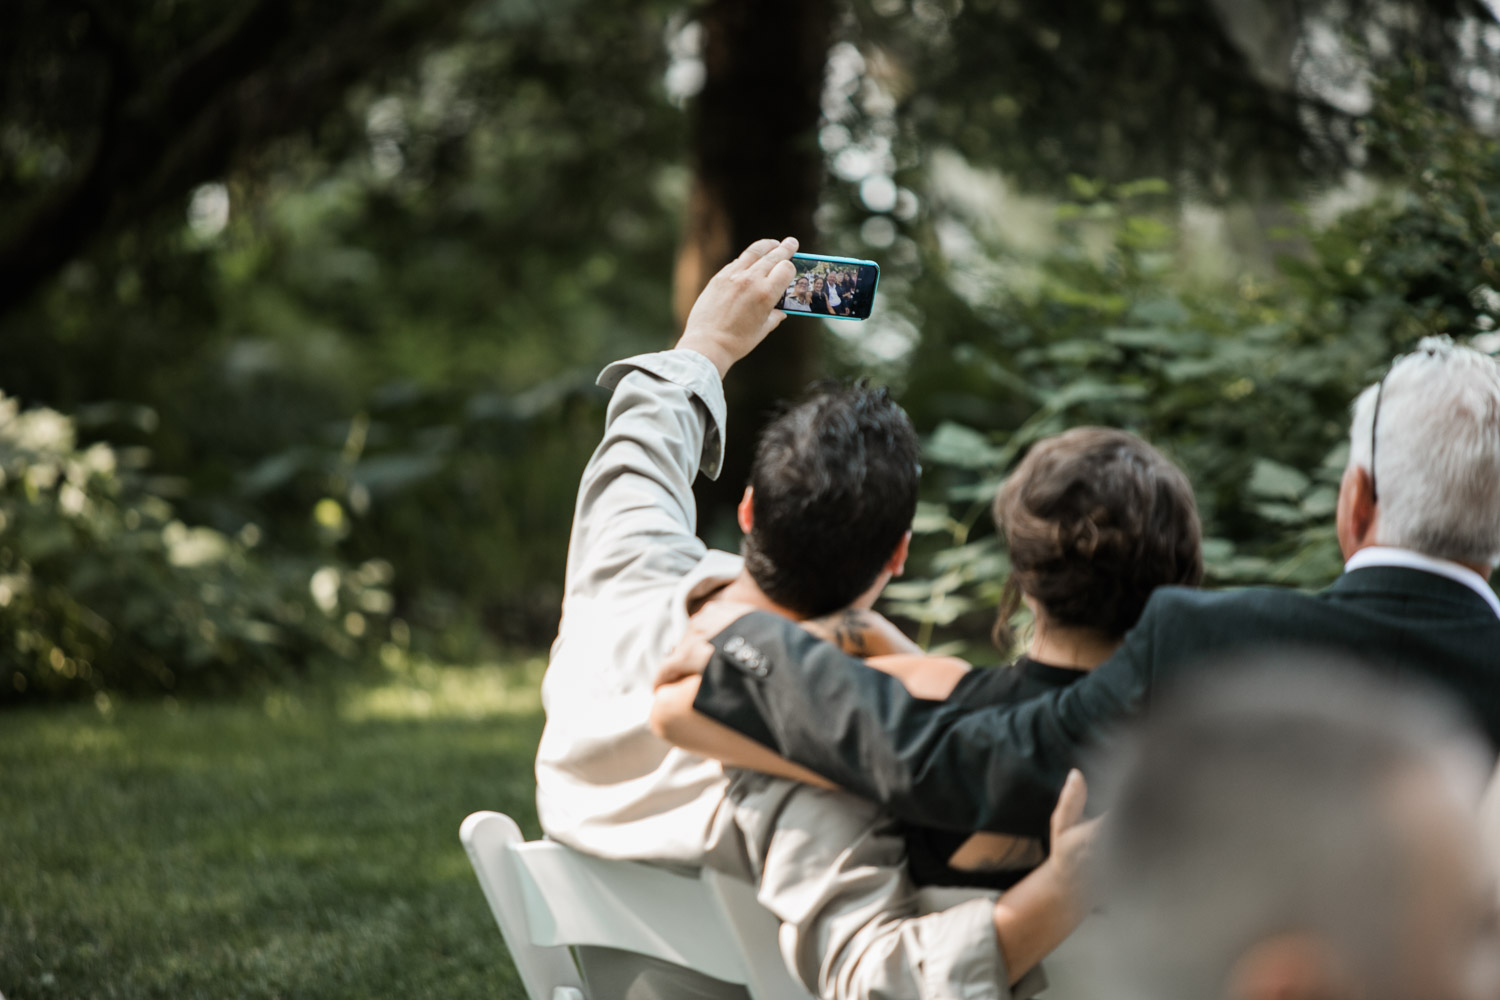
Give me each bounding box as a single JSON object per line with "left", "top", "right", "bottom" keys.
{"left": 742, "top": 381, "right": 920, "bottom": 617}
{"left": 993, "top": 427, "right": 1202, "bottom": 649}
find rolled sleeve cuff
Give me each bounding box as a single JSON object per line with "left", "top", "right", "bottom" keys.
{"left": 921, "top": 896, "right": 1046, "bottom": 1000}
{"left": 597, "top": 349, "right": 728, "bottom": 480}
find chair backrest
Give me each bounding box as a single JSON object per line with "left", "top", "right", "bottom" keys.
{"left": 459, "top": 811, "right": 814, "bottom": 1000}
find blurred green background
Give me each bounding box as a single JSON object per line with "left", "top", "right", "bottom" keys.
{"left": 3, "top": 0, "right": 1500, "bottom": 993}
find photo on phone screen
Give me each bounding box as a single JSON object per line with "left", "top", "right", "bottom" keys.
{"left": 778, "top": 253, "right": 879, "bottom": 320}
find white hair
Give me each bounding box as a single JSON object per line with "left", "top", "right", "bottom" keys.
{"left": 1347, "top": 336, "right": 1500, "bottom": 567}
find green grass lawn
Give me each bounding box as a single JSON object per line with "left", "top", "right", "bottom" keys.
{"left": 0, "top": 655, "right": 548, "bottom": 999}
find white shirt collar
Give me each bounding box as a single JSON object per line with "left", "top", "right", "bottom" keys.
{"left": 1344, "top": 546, "right": 1500, "bottom": 619}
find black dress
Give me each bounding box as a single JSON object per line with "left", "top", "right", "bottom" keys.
{"left": 902, "top": 657, "right": 1085, "bottom": 890}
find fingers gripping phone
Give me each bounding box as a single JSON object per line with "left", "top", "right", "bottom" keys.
{"left": 777, "top": 253, "right": 880, "bottom": 320}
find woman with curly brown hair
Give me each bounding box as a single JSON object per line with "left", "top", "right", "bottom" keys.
{"left": 901, "top": 426, "right": 1203, "bottom": 886}
{"left": 995, "top": 426, "right": 1202, "bottom": 674}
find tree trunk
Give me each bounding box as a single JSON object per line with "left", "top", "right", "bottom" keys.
{"left": 674, "top": 0, "right": 833, "bottom": 546}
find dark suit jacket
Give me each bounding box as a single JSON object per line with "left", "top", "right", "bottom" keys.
{"left": 692, "top": 566, "right": 1500, "bottom": 839}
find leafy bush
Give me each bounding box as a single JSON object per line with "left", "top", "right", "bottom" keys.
{"left": 0, "top": 397, "right": 391, "bottom": 702}
{"left": 884, "top": 81, "right": 1500, "bottom": 655}
{"left": 0, "top": 14, "right": 681, "bottom": 659}
{"left": 225, "top": 366, "right": 610, "bottom": 658}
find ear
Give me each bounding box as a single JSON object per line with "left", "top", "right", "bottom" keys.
{"left": 737, "top": 486, "right": 755, "bottom": 535}
{"left": 1335, "top": 463, "right": 1378, "bottom": 559}
{"left": 1226, "top": 935, "right": 1357, "bottom": 1000}
{"left": 885, "top": 531, "right": 912, "bottom": 577}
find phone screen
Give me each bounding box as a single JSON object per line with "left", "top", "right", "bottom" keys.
{"left": 778, "top": 254, "right": 879, "bottom": 320}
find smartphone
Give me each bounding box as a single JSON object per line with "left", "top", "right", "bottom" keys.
{"left": 778, "top": 252, "right": 880, "bottom": 320}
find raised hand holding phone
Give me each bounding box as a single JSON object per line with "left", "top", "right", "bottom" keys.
{"left": 676, "top": 237, "right": 799, "bottom": 377}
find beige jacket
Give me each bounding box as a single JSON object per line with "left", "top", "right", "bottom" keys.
{"left": 705, "top": 771, "right": 1046, "bottom": 1000}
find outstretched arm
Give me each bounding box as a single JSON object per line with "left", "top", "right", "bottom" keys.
{"left": 690, "top": 610, "right": 1151, "bottom": 836}
{"left": 560, "top": 238, "right": 798, "bottom": 607}
{"left": 651, "top": 675, "right": 836, "bottom": 789}
{"left": 656, "top": 629, "right": 1059, "bottom": 872}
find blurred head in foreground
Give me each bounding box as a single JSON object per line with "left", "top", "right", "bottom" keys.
{"left": 1094, "top": 659, "right": 1499, "bottom": 1000}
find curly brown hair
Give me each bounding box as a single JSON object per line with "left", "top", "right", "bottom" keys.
{"left": 993, "top": 427, "right": 1203, "bottom": 652}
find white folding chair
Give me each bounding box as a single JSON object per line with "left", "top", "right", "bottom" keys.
{"left": 459, "top": 811, "right": 815, "bottom": 1000}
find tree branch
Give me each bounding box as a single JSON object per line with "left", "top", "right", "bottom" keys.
{"left": 0, "top": 0, "right": 471, "bottom": 318}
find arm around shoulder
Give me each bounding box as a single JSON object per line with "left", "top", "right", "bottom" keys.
{"left": 651, "top": 676, "right": 835, "bottom": 789}
{"left": 562, "top": 350, "right": 727, "bottom": 600}
{"left": 696, "top": 611, "right": 1104, "bottom": 834}
{"left": 560, "top": 237, "right": 800, "bottom": 603}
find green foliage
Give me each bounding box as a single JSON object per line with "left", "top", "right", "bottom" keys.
{"left": 844, "top": 0, "right": 1495, "bottom": 195}
{"left": 884, "top": 80, "right": 1500, "bottom": 655}
{"left": 0, "top": 3, "right": 686, "bottom": 672}
{"left": 0, "top": 397, "right": 390, "bottom": 702}
{"left": 5, "top": 0, "right": 1500, "bottom": 694}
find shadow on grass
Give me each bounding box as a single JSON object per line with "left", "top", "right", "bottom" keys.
{"left": 0, "top": 656, "right": 548, "bottom": 999}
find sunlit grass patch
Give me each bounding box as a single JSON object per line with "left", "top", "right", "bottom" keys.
{"left": 340, "top": 651, "right": 547, "bottom": 723}
{"left": 0, "top": 658, "right": 541, "bottom": 999}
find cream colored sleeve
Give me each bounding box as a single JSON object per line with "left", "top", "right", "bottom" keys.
{"left": 561, "top": 350, "right": 726, "bottom": 605}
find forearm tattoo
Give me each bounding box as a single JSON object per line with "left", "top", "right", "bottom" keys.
{"left": 831, "top": 609, "right": 874, "bottom": 657}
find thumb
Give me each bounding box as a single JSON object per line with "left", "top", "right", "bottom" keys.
{"left": 1050, "top": 769, "right": 1088, "bottom": 839}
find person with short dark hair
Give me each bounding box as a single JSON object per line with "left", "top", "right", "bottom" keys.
{"left": 782, "top": 274, "right": 814, "bottom": 311}
{"left": 740, "top": 380, "right": 920, "bottom": 617}
{"left": 1090, "top": 660, "right": 1499, "bottom": 1000}
{"left": 673, "top": 383, "right": 1097, "bottom": 1000}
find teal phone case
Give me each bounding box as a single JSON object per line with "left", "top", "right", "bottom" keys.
{"left": 787, "top": 252, "right": 880, "bottom": 321}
